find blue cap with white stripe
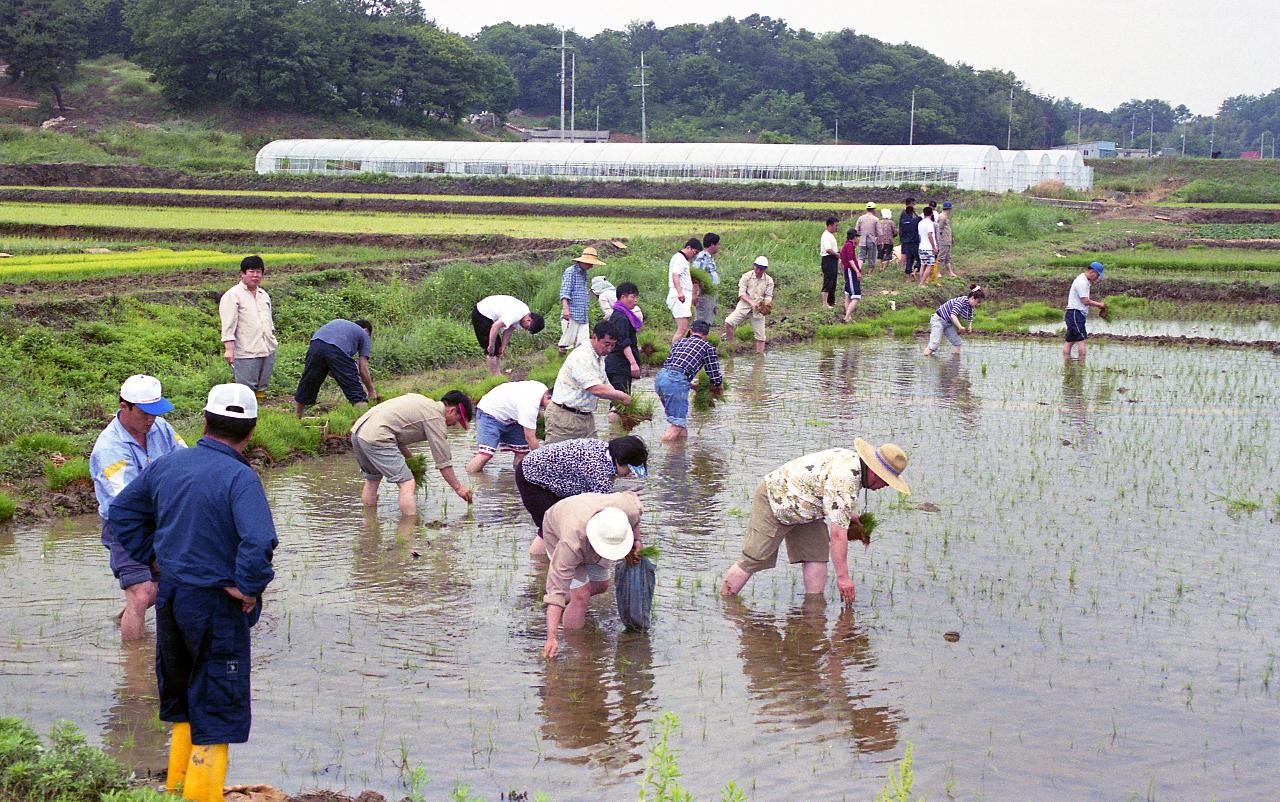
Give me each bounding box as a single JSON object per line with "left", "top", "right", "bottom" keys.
{"left": 1089, "top": 261, "right": 1104, "bottom": 277}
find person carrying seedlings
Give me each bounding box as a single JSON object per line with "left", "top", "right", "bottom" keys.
{"left": 936, "top": 201, "right": 958, "bottom": 278}
{"left": 591, "top": 275, "right": 618, "bottom": 320}
{"left": 472, "top": 294, "right": 547, "bottom": 375}
{"left": 923, "top": 284, "right": 986, "bottom": 356}
{"left": 654, "top": 320, "right": 723, "bottom": 442}
{"left": 293, "top": 318, "right": 377, "bottom": 417}
{"left": 547, "top": 321, "right": 632, "bottom": 443}
{"left": 916, "top": 205, "right": 940, "bottom": 286}
{"left": 108, "top": 384, "right": 277, "bottom": 802}
{"left": 350, "top": 390, "right": 474, "bottom": 517}
{"left": 90, "top": 374, "right": 186, "bottom": 642}
{"left": 875, "top": 208, "right": 897, "bottom": 265}
{"left": 723, "top": 256, "right": 775, "bottom": 354}
{"left": 516, "top": 435, "right": 648, "bottom": 541}
{"left": 1064, "top": 261, "right": 1107, "bottom": 360}
{"left": 855, "top": 202, "right": 879, "bottom": 272}
{"left": 466, "top": 380, "right": 552, "bottom": 474}
{"left": 721, "top": 439, "right": 910, "bottom": 603}
{"left": 692, "top": 232, "right": 722, "bottom": 325}
{"left": 219, "top": 255, "right": 277, "bottom": 399}
{"left": 839, "top": 227, "right": 863, "bottom": 322}
{"left": 603, "top": 281, "right": 643, "bottom": 397}
{"left": 899, "top": 199, "right": 921, "bottom": 279}
{"left": 667, "top": 237, "right": 702, "bottom": 344}
{"left": 558, "top": 246, "right": 605, "bottom": 354}
{"left": 539, "top": 492, "right": 644, "bottom": 658}
{"left": 819, "top": 217, "right": 840, "bottom": 309}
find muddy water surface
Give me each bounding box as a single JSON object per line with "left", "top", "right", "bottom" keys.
{"left": 3, "top": 339, "right": 1278, "bottom": 801}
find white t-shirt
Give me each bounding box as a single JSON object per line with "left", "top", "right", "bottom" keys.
{"left": 1066, "top": 273, "right": 1092, "bottom": 312}
{"left": 477, "top": 380, "right": 548, "bottom": 428}
{"left": 667, "top": 252, "right": 692, "bottom": 302}
{"left": 476, "top": 295, "right": 530, "bottom": 328}
{"left": 917, "top": 218, "right": 937, "bottom": 251}
{"left": 820, "top": 229, "right": 838, "bottom": 257}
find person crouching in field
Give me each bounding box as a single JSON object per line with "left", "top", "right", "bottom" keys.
{"left": 923, "top": 285, "right": 986, "bottom": 356}
{"left": 294, "top": 318, "right": 377, "bottom": 417}
{"left": 655, "top": 320, "right": 724, "bottom": 442}
{"left": 472, "top": 294, "right": 546, "bottom": 375}
{"left": 721, "top": 439, "right": 910, "bottom": 603}
{"left": 466, "top": 380, "right": 552, "bottom": 473}
{"left": 723, "top": 256, "right": 774, "bottom": 354}
{"left": 539, "top": 492, "right": 643, "bottom": 657}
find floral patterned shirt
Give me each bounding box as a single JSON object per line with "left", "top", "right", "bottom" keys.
{"left": 763, "top": 448, "right": 862, "bottom": 529}
{"left": 520, "top": 438, "right": 616, "bottom": 498}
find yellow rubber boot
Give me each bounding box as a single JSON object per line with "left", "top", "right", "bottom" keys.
{"left": 166, "top": 723, "right": 193, "bottom": 793}
{"left": 183, "top": 744, "right": 228, "bottom": 802}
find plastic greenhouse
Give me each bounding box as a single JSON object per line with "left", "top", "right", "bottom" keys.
{"left": 998, "top": 150, "right": 1033, "bottom": 191}
{"left": 252, "top": 140, "right": 1072, "bottom": 191}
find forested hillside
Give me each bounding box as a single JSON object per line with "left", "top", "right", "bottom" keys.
{"left": 0, "top": 0, "right": 1277, "bottom": 155}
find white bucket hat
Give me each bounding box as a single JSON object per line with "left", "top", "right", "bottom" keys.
{"left": 204, "top": 383, "right": 259, "bottom": 419}
{"left": 590, "top": 275, "right": 615, "bottom": 294}
{"left": 585, "top": 506, "right": 634, "bottom": 561}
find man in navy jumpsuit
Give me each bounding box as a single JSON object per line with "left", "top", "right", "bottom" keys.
{"left": 110, "top": 383, "right": 277, "bottom": 802}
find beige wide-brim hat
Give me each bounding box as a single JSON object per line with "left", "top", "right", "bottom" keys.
{"left": 854, "top": 437, "right": 911, "bottom": 495}
{"left": 575, "top": 246, "right": 607, "bottom": 266}
{"left": 585, "top": 506, "right": 634, "bottom": 561}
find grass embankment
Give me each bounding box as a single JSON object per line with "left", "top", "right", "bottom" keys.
{"left": 1054, "top": 247, "right": 1280, "bottom": 273}
{"left": 1091, "top": 156, "right": 1280, "bottom": 203}
{"left": 0, "top": 202, "right": 717, "bottom": 240}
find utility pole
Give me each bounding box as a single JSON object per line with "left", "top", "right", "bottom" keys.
{"left": 632, "top": 53, "right": 649, "bottom": 143}
{"left": 1209, "top": 117, "right": 1215, "bottom": 158}
{"left": 595, "top": 105, "right": 600, "bottom": 133}
{"left": 1181, "top": 124, "right": 1186, "bottom": 157}
{"left": 1130, "top": 113, "right": 1135, "bottom": 146}
{"left": 909, "top": 88, "right": 916, "bottom": 145}
{"left": 1077, "top": 109, "right": 1082, "bottom": 146}
{"left": 834, "top": 118, "right": 838, "bottom": 144}
{"left": 1006, "top": 82, "right": 1014, "bottom": 150}
{"left": 1148, "top": 110, "right": 1153, "bottom": 157}
{"left": 570, "top": 51, "right": 576, "bottom": 142}
{"left": 558, "top": 29, "right": 567, "bottom": 141}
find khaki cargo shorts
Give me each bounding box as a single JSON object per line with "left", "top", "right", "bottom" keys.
{"left": 735, "top": 481, "right": 830, "bottom": 574}
{"left": 724, "top": 300, "right": 767, "bottom": 342}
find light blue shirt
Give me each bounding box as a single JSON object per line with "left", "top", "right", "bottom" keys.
{"left": 692, "top": 250, "right": 720, "bottom": 285}
{"left": 90, "top": 414, "right": 186, "bottom": 521}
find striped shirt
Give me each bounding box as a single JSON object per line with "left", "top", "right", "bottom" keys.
{"left": 559, "top": 265, "right": 590, "bottom": 323}
{"left": 661, "top": 336, "right": 723, "bottom": 386}
{"left": 935, "top": 295, "right": 975, "bottom": 323}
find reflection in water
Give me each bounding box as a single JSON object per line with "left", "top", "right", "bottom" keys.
{"left": 731, "top": 353, "right": 770, "bottom": 404}
{"left": 931, "top": 353, "right": 980, "bottom": 431}
{"left": 538, "top": 631, "right": 655, "bottom": 773}
{"left": 724, "top": 596, "right": 900, "bottom": 753}
{"left": 102, "top": 639, "right": 168, "bottom": 776}
{"left": 1061, "top": 361, "right": 1094, "bottom": 443}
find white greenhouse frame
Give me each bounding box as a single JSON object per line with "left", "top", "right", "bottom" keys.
{"left": 253, "top": 140, "right": 1064, "bottom": 191}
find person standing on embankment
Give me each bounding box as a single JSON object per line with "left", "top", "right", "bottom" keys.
{"left": 472, "top": 294, "right": 546, "bottom": 375}
{"left": 721, "top": 439, "right": 910, "bottom": 603}
{"left": 820, "top": 217, "right": 840, "bottom": 310}
{"left": 899, "top": 199, "right": 921, "bottom": 280}
{"left": 876, "top": 208, "right": 896, "bottom": 266}
{"left": 539, "top": 492, "right": 644, "bottom": 658}
{"left": 293, "top": 318, "right": 377, "bottom": 417}
{"left": 692, "top": 232, "right": 722, "bottom": 326}
{"left": 108, "top": 384, "right": 277, "bottom": 802}
{"left": 558, "top": 247, "right": 605, "bottom": 355}
{"left": 723, "top": 256, "right": 774, "bottom": 354}
{"left": 855, "top": 202, "right": 879, "bottom": 272}
{"left": 1064, "top": 261, "right": 1107, "bottom": 360}
{"left": 603, "top": 281, "right": 643, "bottom": 401}
{"left": 840, "top": 227, "right": 863, "bottom": 322}
{"left": 219, "top": 255, "right": 277, "bottom": 399}
{"left": 349, "top": 390, "right": 475, "bottom": 517}
{"left": 936, "top": 201, "right": 958, "bottom": 278}
{"left": 667, "top": 237, "right": 702, "bottom": 344}
{"left": 90, "top": 374, "right": 186, "bottom": 641}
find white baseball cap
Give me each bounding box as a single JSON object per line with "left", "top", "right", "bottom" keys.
{"left": 585, "top": 506, "right": 634, "bottom": 561}
{"left": 120, "top": 374, "right": 174, "bottom": 415}
{"left": 204, "top": 383, "right": 258, "bottom": 419}
{"left": 866, "top": 201, "right": 877, "bottom": 209}
{"left": 753, "top": 256, "right": 769, "bottom": 269}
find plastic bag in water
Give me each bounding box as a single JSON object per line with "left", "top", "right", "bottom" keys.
{"left": 614, "top": 557, "right": 656, "bottom": 632}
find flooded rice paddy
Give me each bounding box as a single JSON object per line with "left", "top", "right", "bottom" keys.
{"left": 2, "top": 338, "right": 1278, "bottom": 801}
{"left": 1029, "top": 316, "right": 1280, "bottom": 343}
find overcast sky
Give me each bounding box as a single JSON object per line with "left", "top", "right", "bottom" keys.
{"left": 425, "top": 0, "right": 1278, "bottom": 116}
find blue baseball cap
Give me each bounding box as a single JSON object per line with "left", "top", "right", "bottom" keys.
{"left": 942, "top": 201, "right": 952, "bottom": 209}
{"left": 627, "top": 463, "right": 648, "bottom": 479}
{"left": 1089, "top": 261, "right": 1104, "bottom": 277}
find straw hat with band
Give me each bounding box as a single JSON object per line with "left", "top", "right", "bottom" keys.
{"left": 585, "top": 506, "right": 634, "bottom": 561}
{"left": 575, "top": 246, "right": 607, "bottom": 266}
{"left": 853, "top": 437, "right": 910, "bottom": 495}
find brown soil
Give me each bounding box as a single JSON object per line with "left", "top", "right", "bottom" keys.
{"left": 0, "top": 188, "right": 823, "bottom": 221}
{"left": 1143, "top": 238, "right": 1280, "bottom": 250}
{"left": 982, "top": 274, "right": 1278, "bottom": 304}
{"left": 0, "top": 162, "right": 966, "bottom": 205}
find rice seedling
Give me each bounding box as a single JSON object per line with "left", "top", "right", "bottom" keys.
{"left": 43, "top": 458, "right": 89, "bottom": 491}
{"left": 0, "top": 492, "right": 15, "bottom": 522}
{"left": 616, "top": 395, "right": 655, "bottom": 428}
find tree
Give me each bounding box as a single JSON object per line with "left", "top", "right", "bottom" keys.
{"left": 0, "top": 0, "right": 88, "bottom": 113}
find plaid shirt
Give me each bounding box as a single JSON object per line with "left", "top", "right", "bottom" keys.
{"left": 692, "top": 249, "right": 720, "bottom": 285}
{"left": 560, "top": 264, "right": 590, "bottom": 323}
{"left": 661, "top": 336, "right": 723, "bottom": 386}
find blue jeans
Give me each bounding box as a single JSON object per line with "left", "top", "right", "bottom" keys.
{"left": 475, "top": 408, "right": 529, "bottom": 455}
{"left": 654, "top": 368, "right": 691, "bottom": 427}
